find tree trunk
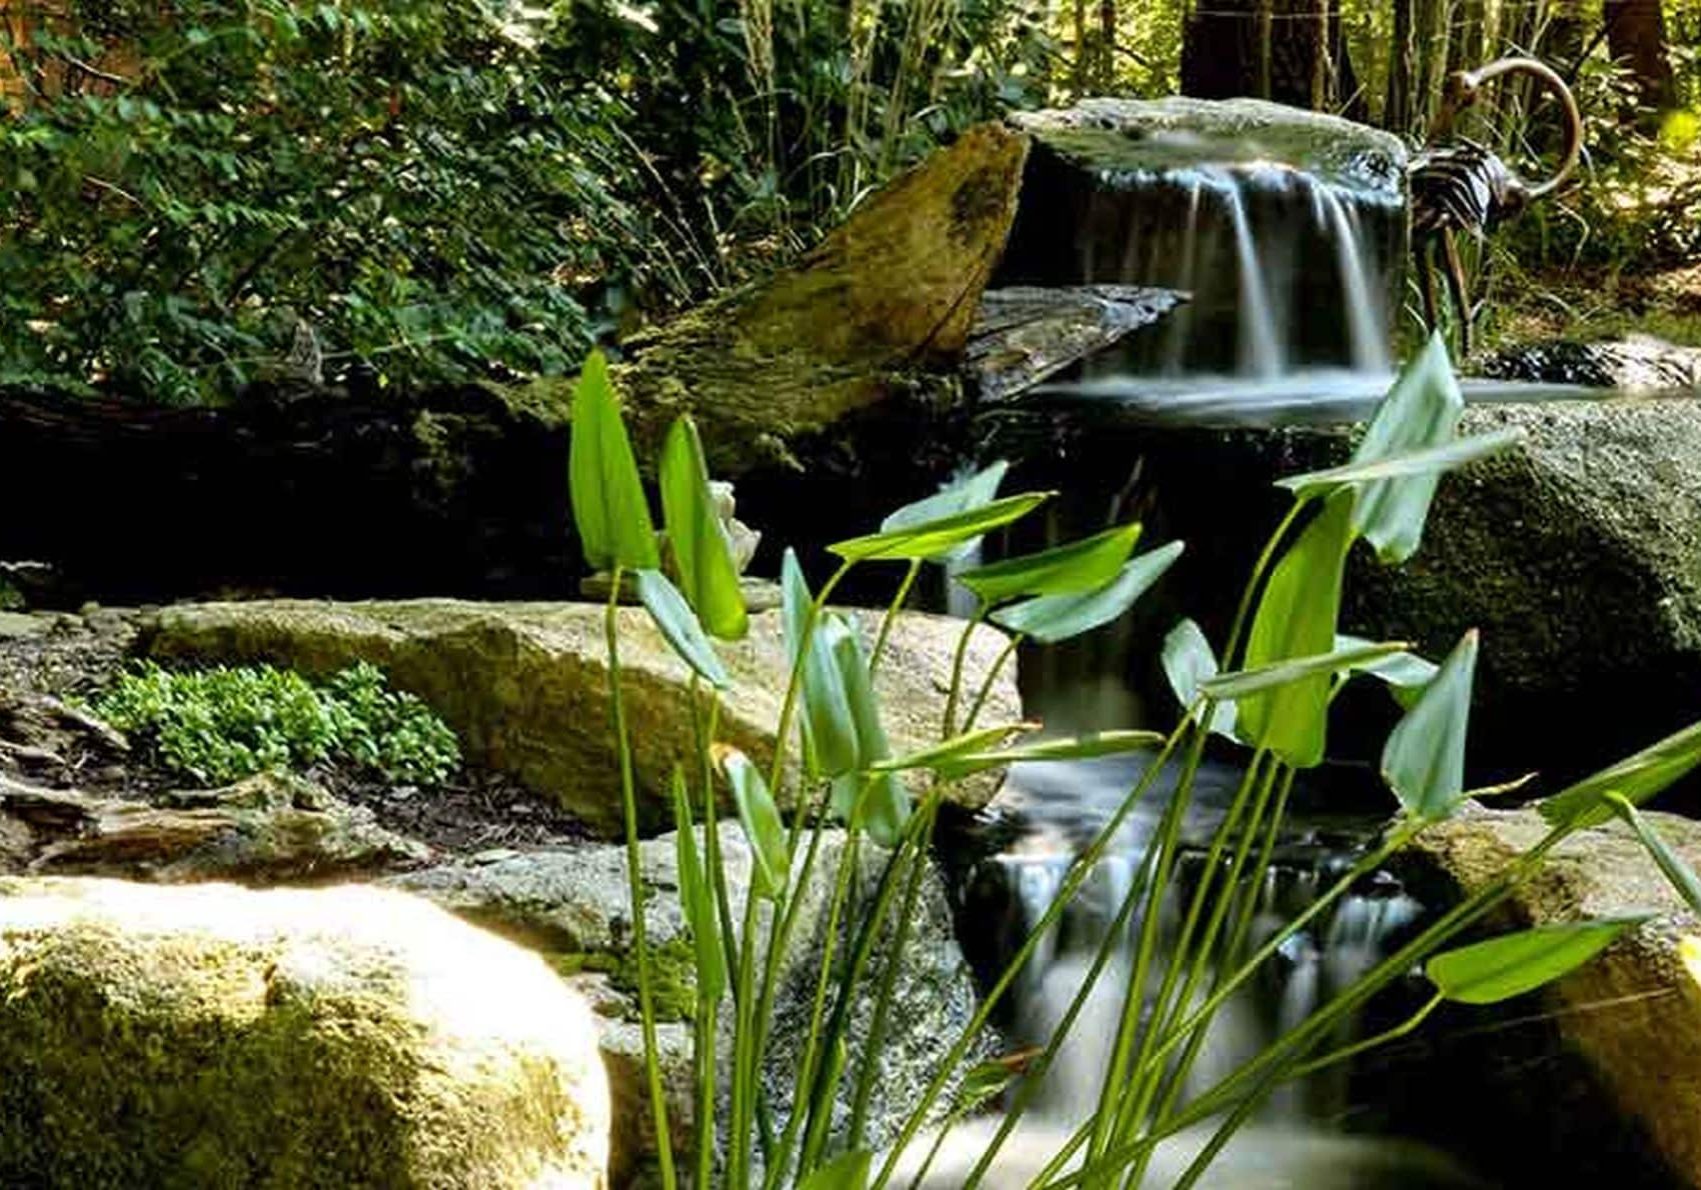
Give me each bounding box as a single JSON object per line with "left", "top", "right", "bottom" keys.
{"left": 1180, "top": 0, "right": 1353, "bottom": 111}
{"left": 1605, "top": 0, "right": 1678, "bottom": 119}
{"left": 1097, "top": 0, "right": 1116, "bottom": 92}
{"left": 1385, "top": 0, "right": 1416, "bottom": 134}
{"left": 1413, "top": 0, "right": 1453, "bottom": 133}
{"left": 1446, "top": 0, "right": 1485, "bottom": 77}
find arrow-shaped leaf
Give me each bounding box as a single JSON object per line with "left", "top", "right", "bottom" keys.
{"left": 955, "top": 523, "right": 1143, "bottom": 605}
{"left": 1381, "top": 630, "right": 1477, "bottom": 822}
{"left": 830, "top": 493, "right": 1051, "bottom": 563}
{"left": 1426, "top": 917, "right": 1648, "bottom": 1004}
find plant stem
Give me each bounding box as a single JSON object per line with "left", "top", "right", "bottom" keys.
{"left": 605, "top": 567, "right": 678, "bottom": 1190}
{"left": 1221, "top": 499, "right": 1307, "bottom": 671}
{"left": 942, "top": 605, "right": 988, "bottom": 737}
{"left": 962, "top": 631, "right": 1024, "bottom": 733}
{"left": 870, "top": 559, "right": 922, "bottom": 674}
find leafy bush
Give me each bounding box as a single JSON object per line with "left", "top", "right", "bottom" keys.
{"left": 90, "top": 661, "right": 460, "bottom": 786}
{"left": 0, "top": 0, "right": 661, "bottom": 402}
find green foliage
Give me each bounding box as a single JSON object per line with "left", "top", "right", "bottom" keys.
{"left": 0, "top": 0, "right": 658, "bottom": 402}
{"left": 90, "top": 661, "right": 460, "bottom": 786}
{"left": 1425, "top": 918, "right": 1650, "bottom": 1005}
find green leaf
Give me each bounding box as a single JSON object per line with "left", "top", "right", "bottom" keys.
{"left": 1203, "top": 640, "right": 1410, "bottom": 701}
{"left": 1344, "top": 331, "right": 1464, "bottom": 564}
{"left": 717, "top": 747, "right": 790, "bottom": 899}
{"left": 870, "top": 723, "right": 1040, "bottom": 773}
{"left": 933, "top": 729, "right": 1166, "bottom": 780}
{"left": 783, "top": 551, "right": 858, "bottom": 779}
{"left": 1539, "top": 719, "right": 1701, "bottom": 830}
{"left": 1161, "top": 619, "right": 1238, "bottom": 738}
{"left": 1426, "top": 918, "right": 1648, "bottom": 1004}
{"left": 1381, "top": 630, "right": 1477, "bottom": 822}
{"left": 635, "top": 569, "right": 730, "bottom": 690}
{"left": 992, "top": 542, "right": 1184, "bottom": 644}
{"left": 830, "top": 493, "right": 1052, "bottom": 563}
{"left": 1237, "top": 492, "right": 1356, "bottom": 768}
{"left": 1607, "top": 793, "right": 1701, "bottom": 917}
{"left": 954, "top": 1057, "right": 1025, "bottom": 1113}
{"left": 829, "top": 623, "right": 909, "bottom": 846}
{"left": 671, "top": 768, "right": 725, "bottom": 1003}
{"left": 1279, "top": 430, "right": 1525, "bottom": 505}
{"left": 881, "top": 461, "right": 1011, "bottom": 562}
{"left": 660, "top": 416, "right": 748, "bottom": 641}
{"left": 798, "top": 1149, "right": 871, "bottom": 1190}
{"left": 569, "top": 351, "right": 659, "bottom": 572}
{"left": 1336, "top": 633, "right": 1438, "bottom": 708}
{"left": 954, "top": 523, "right": 1142, "bottom": 605}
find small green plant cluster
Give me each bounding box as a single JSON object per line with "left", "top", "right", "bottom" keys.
{"left": 91, "top": 661, "right": 460, "bottom": 787}
{"left": 571, "top": 338, "right": 1701, "bottom": 1189}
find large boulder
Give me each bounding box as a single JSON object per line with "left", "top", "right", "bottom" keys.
{"left": 1401, "top": 805, "right": 1701, "bottom": 1188}
{"left": 984, "top": 392, "right": 1701, "bottom": 790}
{"left": 0, "top": 877, "right": 609, "bottom": 1188}
{"left": 390, "top": 824, "right": 985, "bottom": 1188}
{"left": 139, "top": 599, "right": 1022, "bottom": 837}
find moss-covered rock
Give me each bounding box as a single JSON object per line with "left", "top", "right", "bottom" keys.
{"left": 0, "top": 877, "right": 608, "bottom": 1188}
{"left": 139, "top": 599, "right": 1021, "bottom": 837}
{"left": 1405, "top": 805, "right": 1701, "bottom": 1186}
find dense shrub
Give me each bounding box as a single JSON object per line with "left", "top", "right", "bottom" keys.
{"left": 0, "top": 0, "right": 657, "bottom": 402}
{"left": 90, "top": 661, "right": 461, "bottom": 786}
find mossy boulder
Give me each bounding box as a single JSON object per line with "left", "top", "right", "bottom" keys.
{"left": 1404, "top": 805, "right": 1701, "bottom": 1187}
{"left": 390, "top": 825, "right": 987, "bottom": 1188}
{"left": 0, "top": 877, "right": 609, "bottom": 1188}
{"left": 139, "top": 599, "right": 1022, "bottom": 837}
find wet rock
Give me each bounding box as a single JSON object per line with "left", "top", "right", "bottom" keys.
{"left": 0, "top": 771, "right": 430, "bottom": 881}
{"left": 392, "top": 824, "right": 986, "bottom": 1188}
{"left": 1479, "top": 335, "right": 1701, "bottom": 394}
{"left": 0, "top": 877, "right": 609, "bottom": 1187}
{"left": 1405, "top": 805, "right": 1701, "bottom": 1187}
{"left": 140, "top": 599, "right": 1022, "bottom": 836}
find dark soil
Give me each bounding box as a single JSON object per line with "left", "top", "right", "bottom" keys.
{"left": 0, "top": 606, "right": 593, "bottom": 858}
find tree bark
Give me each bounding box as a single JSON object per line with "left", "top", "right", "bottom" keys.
{"left": 1385, "top": 0, "right": 1417, "bottom": 134}
{"left": 1180, "top": 0, "right": 1354, "bottom": 111}
{"left": 1605, "top": 0, "right": 1678, "bottom": 119}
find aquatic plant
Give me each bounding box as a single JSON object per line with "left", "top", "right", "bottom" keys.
{"left": 571, "top": 334, "right": 1701, "bottom": 1188}
{"left": 92, "top": 661, "right": 460, "bottom": 786}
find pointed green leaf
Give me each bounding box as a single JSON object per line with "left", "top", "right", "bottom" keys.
{"left": 830, "top": 493, "right": 1052, "bottom": 563}
{"left": 1336, "top": 633, "right": 1438, "bottom": 708}
{"left": 635, "top": 569, "right": 730, "bottom": 690}
{"left": 1279, "top": 430, "right": 1525, "bottom": 504}
{"left": 1204, "top": 640, "right": 1410, "bottom": 701}
{"left": 1345, "top": 331, "right": 1463, "bottom": 564}
{"left": 870, "top": 722, "right": 1040, "bottom": 773}
{"left": 1540, "top": 719, "right": 1701, "bottom": 830}
{"left": 1606, "top": 792, "right": 1701, "bottom": 917}
{"left": 881, "top": 461, "right": 1011, "bottom": 562}
{"left": 660, "top": 415, "right": 748, "bottom": 641}
{"left": 1238, "top": 492, "right": 1356, "bottom": 768}
{"left": 1161, "top": 619, "right": 1238, "bottom": 739}
{"left": 783, "top": 551, "right": 858, "bottom": 779}
{"left": 671, "top": 768, "right": 725, "bottom": 1002}
{"left": 934, "top": 729, "right": 1165, "bottom": 780}
{"left": 829, "top": 623, "right": 909, "bottom": 846}
{"left": 992, "top": 542, "right": 1184, "bottom": 644}
{"left": 955, "top": 523, "right": 1143, "bottom": 605}
{"left": 717, "top": 747, "right": 790, "bottom": 899}
{"left": 568, "top": 351, "right": 659, "bottom": 571}
{"left": 1426, "top": 917, "right": 1648, "bottom": 1004}
{"left": 798, "top": 1148, "right": 872, "bottom": 1190}
{"left": 1381, "top": 630, "right": 1477, "bottom": 821}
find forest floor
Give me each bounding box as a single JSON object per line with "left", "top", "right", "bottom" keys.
{"left": 1490, "top": 260, "right": 1701, "bottom": 352}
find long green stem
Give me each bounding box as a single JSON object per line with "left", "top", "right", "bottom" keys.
{"left": 870, "top": 558, "right": 922, "bottom": 674}
{"left": 869, "top": 721, "right": 1195, "bottom": 1190}
{"left": 605, "top": 567, "right": 678, "bottom": 1190}
{"left": 963, "top": 632, "right": 1024, "bottom": 733}
{"left": 1221, "top": 499, "right": 1306, "bottom": 671}
{"left": 942, "top": 605, "right": 988, "bottom": 737}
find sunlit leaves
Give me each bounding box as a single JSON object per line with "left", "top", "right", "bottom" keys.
{"left": 1203, "top": 640, "right": 1409, "bottom": 701}
{"left": 1162, "top": 619, "right": 1238, "bottom": 738}
{"left": 569, "top": 351, "right": 659, "bottom": 571}
{"left": 1539, "top": 719, "right": 1701, "bottom": 830}
{"left": 717, "top": 746, "right": 789, "bottom": 899}
{"left": 636, "top": 569, "right": 730, "bottom": 690}
{"left": 871, "top": 723, "right": 1040, "bottom": 774}
{"left": 797, "top": 1149, "right": 871, "bottom": 1190}
{"left": 784, "top": 551, "right": 857, "bottom": 779}
{"left": 830, "top": 493, "right": 1051, "bottom": 563}
{"left": 1236, "top": 492, "right": 1356, "bottom": 768}
{"left": 992, "top": 542, "right": 1184, "bottom": 644}
{"left": 828, "top": 622, "right": 910, "bottom": 846}
{"left": 660, "top": 415, "right": 748, "bottom": 641}
{"left": 1279, "top": 430, "right": 1525, "bottom": 506}
{"left": 924, "top": 729, "right": 1165, "bottom": 780}
{"left": 1381, "top": 630, "right": 1477, "bottom": 821}
{"left": 1607, "top": 793, "right": 1701, "bottom": 917}
{"left": 955, "top": 523, "right": 1142, "bottom": 605}
{"left": 880, "top": 462, "right": 1011, "bottom": 562}
{"left": 1426, "top": 918, "right": 1647, "bottom": 1004}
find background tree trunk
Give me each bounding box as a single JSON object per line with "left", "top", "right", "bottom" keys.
{"left": 1605, "top": 0, "right": 1678, "bottom": 119}
{"left": 1180, "top": 0, "right": 1354, "bottom": 111}
{"left": 1385, "top": 0, "right": 1416, "bottom": 134}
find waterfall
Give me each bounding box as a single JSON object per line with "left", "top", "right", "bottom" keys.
{"left": 1222, "top": 179, "right": 1285, "bottom": 379}
{"left": 1313, "top": 182, "right": 1394, "bottom": 374}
